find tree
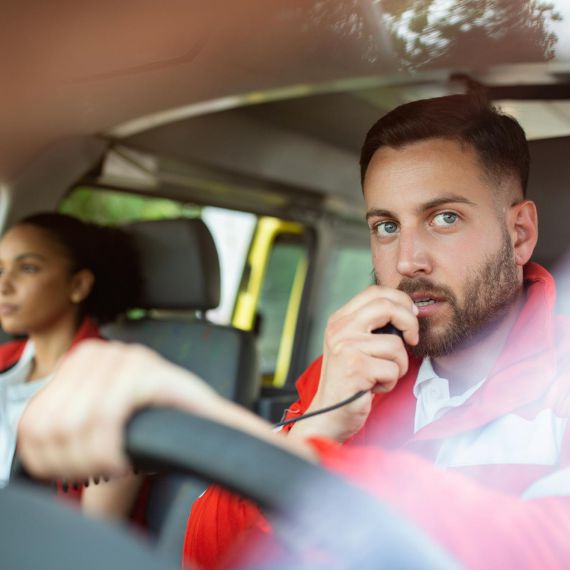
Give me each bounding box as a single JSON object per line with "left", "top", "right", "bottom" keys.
{"left": 380, "top": 0, "right": 561, "bottom": 71}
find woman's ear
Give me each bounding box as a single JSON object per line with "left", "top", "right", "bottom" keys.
{"left": 509, "top": 200, "right": 538, "bottom": 267}
{"left": 70, "top": 269, "right": 95, "bottom": 304}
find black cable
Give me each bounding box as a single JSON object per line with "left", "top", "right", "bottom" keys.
{"left": 274, "top": 389, "right": 369, "bottom": 428}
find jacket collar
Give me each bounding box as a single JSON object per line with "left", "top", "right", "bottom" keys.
{"left": 359, "top": 263, "right": 562, "bottom": 448}
{"left": 412, "top": 262, "right": 560, "bottom": 442}
{"left": 70, "top": 317, "right": 102, "bottom": 347}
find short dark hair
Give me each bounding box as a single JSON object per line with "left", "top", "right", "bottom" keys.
{"left": 359, "top": 94, "right": 530, "bottom": 196}
{"left": 17, "top": 212, "right": 143, "bottom": 324}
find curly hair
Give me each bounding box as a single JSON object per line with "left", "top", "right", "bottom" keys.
{"left": 16, "top": 212, "right": 143, "bottom": 324}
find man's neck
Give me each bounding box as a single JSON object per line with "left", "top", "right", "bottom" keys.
{"left": 431, "top": 292, "right": 526, "bottom": 396}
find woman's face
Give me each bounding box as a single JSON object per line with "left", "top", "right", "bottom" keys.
{"left": 0, "top": 224, "right": 80, "bottom": 335}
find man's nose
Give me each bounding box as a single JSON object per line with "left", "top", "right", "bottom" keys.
{"left": 396, "top": 229, "right": 432, "bottom": 278}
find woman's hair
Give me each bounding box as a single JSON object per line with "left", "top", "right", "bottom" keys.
{"left": 16, "top": 212, "right": 143, "bottom": 324}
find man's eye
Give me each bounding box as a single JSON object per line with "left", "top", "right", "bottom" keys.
{"left": 432, "top": 212, "right": 459, "bottom": 227}
{"left": 375, "top": 221, "right": 399, "bottom": 237}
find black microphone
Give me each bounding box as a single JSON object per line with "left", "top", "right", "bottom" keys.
{"left": 371, "top": 323, "right": 404, "bottom": 339}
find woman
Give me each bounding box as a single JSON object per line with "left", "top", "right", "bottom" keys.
{"left": 0, "top": 212, "right": 143, "bottom": 516}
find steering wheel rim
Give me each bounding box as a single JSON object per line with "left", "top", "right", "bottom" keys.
{"left": 126, "top": 408, "right": 459, "bottom": 569}
{"left": 1, "top": 408, "right": 460, "bottom": 569}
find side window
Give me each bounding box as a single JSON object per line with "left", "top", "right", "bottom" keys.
{"left": 256, "top": 237, "right": 307, "bottom": 385}
{"left": 233, "top": 218, "right": 310, "bottom": 387}
{"left": 307, "top": 245, "right": 373, "bottom": 363}
{"left": 60, "top": 187, "right": 201, "bottom": 223}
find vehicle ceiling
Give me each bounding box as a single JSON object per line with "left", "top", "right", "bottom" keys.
{"left": 2, "top": 0, "right": 570, "bottom": 265}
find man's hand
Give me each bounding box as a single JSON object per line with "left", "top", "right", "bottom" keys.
{"left": 18, "top": 340, "right": 316, "bottom": 481}
{"left": 18, "top": 340, "right": 228, "bottom": 480}
{"left": 289, "top": 286, "right": 418, "bottom": 443}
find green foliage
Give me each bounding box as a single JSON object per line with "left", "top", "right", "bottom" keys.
{"left": 380, "top": 0, "right": 561, "bottom": 71}
{"left": 60, "top": 187, "right": 201, "bottom": 226}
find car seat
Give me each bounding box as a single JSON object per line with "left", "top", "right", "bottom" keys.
{"left": 103, "top": 217, "right": 259, "bottom": 407}
{"left": 101, "top": 217, "right": 260, "bottom": 565}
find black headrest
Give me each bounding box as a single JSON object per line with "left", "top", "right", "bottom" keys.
{"left": 125, "top": 218, "right": 221, "bottom": 311}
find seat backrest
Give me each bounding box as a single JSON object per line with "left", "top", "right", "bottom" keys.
{"left": 104, "top": 318, "right": 258, "bottom": 405}
{"left": 101, "top": 218, "right": 259, "bottom": 563}
{"left": 102, "top": 218, "right": 259, "bottom": 407}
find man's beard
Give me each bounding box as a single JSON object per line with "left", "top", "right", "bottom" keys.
{"left": 375, "top": 229, "right": 521, "bottom": 358}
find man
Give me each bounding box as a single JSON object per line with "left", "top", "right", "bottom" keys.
{"left": 183, "top": 93, "right": 570, "bottom": 568}
{"left": 17, "top": 94, "right": 570, "bottom": 568}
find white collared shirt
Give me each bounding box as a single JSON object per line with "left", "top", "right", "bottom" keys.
{"left": 413, "top": 357, "right": 486, "bottom": 433}
{"left": 412, "top": 357, "right": 568, "bottom": 474}
{"left": 0, "top": 342, "right": 52, "bottom": 487}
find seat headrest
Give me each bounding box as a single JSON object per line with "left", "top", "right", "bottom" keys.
{"left": 125, "top": 218, "right": 221, "bottom": 311}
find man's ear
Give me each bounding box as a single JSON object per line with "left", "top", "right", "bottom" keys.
{"left": 70, "top": 269, "right": 95, "bottom": 304}
{"left": 509, "top": 200, "right": 538, "bottom": 267}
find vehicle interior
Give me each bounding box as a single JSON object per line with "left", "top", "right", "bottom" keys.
{"left": 1, "top": 0, "right": 570, "bottom": 568}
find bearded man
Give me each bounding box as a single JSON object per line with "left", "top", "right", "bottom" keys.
{"left": 17, "top": 95, "right": 570, "bottom": 569}
{"left": 184, "top": 94, "right": 570, "bottom": 568}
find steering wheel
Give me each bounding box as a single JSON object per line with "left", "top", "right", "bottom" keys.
{"left": 0, "top": 408, "right": 460, "bottom": 569}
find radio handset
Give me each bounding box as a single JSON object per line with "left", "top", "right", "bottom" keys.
{"left": 371, "top": 324, "right": 404, "bottom": 340}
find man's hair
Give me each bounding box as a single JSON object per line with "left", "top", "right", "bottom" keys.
{"left": 359, "top": 94, "right": 530, "bottom": 197}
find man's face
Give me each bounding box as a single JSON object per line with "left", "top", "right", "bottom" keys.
{"left": 364, "top": 138, "right": 521, "bottom": 358}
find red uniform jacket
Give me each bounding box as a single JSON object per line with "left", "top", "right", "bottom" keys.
{"left": 185, "top": 263, "right": 570, "bottom": 569}
{"left": 0, "top": 317, "right": 101, "bottom": 372}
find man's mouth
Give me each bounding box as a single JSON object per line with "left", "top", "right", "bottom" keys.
{"left": 414, "top": 298, "right": 438, "bottom": 307}
{"left": 410, "top": 293, "right": 447, "bottom": 314}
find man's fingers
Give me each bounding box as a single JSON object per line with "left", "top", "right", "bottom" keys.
{"left": 327, "top": 297, "right": 419, "bottom": 348}
{"left": 356, "top": 297, "right": 419, "bottom": 345}
{"left": 317, "top": 337, "right": 408, "bottom": 399}
{"left": 355, "top": 334, "right": 409, "bottom": 379}
{"left": 329, "top": 285, "right": 417, "bottom": 324}
{"left": 368, "top": 359, "right": 401, "bottom": 393}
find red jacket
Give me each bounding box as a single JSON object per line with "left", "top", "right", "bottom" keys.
{"left": 185, "top": 263, "right": 570, "bottom": 569}
{"left": 0, "top": 317, "right": 102, "bottom": 372}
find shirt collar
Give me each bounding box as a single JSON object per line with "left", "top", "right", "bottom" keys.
{"left": 413, "top": 356, "right": 486, "bottom": 400}
{"left": 413, "top": 357, "right": 440, "bottom": 399}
